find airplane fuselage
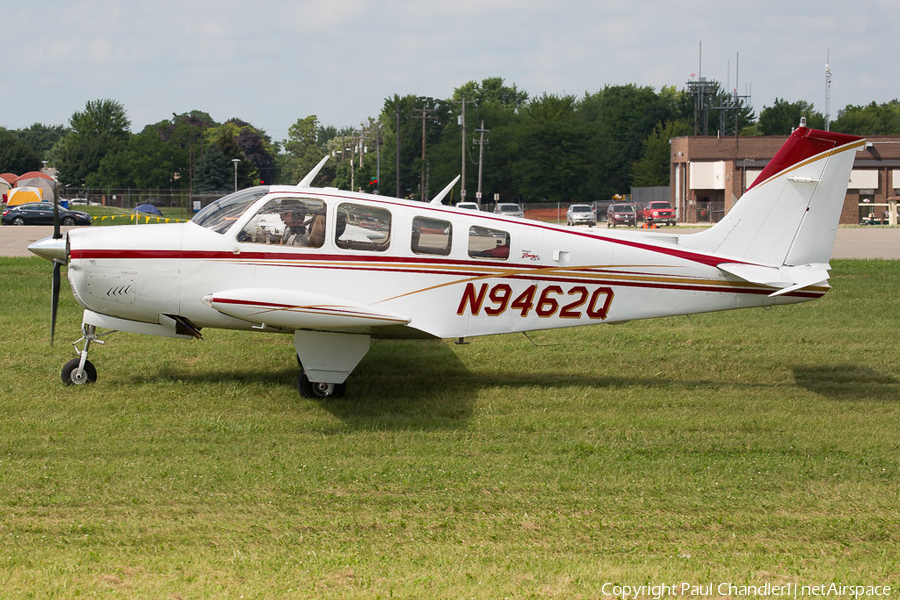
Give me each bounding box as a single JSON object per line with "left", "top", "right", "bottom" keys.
{"left": 63, "top": 187, "right": 822, "bottom": 344}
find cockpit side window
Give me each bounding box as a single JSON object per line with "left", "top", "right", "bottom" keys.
{"left": 411, "top": 216, "right": 452, "bottom": 256}
{"left": 236, "top": 197, "right": 327, "bottom": 248}
{"left": 468, "top": 226, "right": 510, "bottom": 260}
{"left": 335, "top": 203, "right": 391, "bottom": 252}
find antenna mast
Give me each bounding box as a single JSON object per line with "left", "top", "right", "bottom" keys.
{"left": 825, "top": 50, "right": 832, "bottom": 131}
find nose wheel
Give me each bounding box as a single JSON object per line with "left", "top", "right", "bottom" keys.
{"left": 61, "top": 324, "right": 113, "bottom": 386}
{"left": 61, "top": 357, "right": 97, "bottom": 385}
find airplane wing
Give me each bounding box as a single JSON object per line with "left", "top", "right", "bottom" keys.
{"left": 339, "top": 223, "right": 387, "bottom": 243}
{"left": 202, "top": 288, "right": 410, "bottom": 331}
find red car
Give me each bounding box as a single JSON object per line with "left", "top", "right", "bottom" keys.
{"left": 606, "top": 203, "right": 636, "bottom": 227}
{"left": 641, "top": 201, "right": 676, "bottom": 226}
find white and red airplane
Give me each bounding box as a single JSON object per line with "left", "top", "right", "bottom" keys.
{"left": 30, "top": 122, "right": 864, "bottom": 398}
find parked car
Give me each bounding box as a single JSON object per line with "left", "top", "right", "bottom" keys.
{"left": 456, "top": 202, "right": 480, "bottom": 210}
{"left": 566, "top": 204, "right": 596, "bottom": 226}
{"left": 641, "top": 201, "right": 676, "bottom": 226}
{"left": 494, "top": 203, "right": 524, "bottom": 218}
{"left": 1, "top": 202, "right": 92, "bottom": 226}
{"left": 606, "top": 203, "right": 636, "bottom": 227}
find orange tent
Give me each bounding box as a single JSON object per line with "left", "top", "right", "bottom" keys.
{"left": 15, "top": 171, "right": 56, "bottom": 204}
{"left": 7, "top": 186, "right": 43, "bottom": 206}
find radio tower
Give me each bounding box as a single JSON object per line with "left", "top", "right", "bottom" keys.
{"left": 825, "top": 50, "right": 832, "bottom": 131}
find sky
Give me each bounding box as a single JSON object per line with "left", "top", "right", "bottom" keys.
{"left": 3, "top": 0, "right": 897, "bottom": 143}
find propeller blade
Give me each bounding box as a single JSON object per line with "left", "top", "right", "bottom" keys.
{"left": 53, "top": 197, "right": 61, "bottom": 240}
{"left": 51, "top": 259, "right": 62, "bottom": 345}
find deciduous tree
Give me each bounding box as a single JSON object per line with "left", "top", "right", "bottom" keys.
{"left": 56, "top": 99, "right": 131, "bottom": 186}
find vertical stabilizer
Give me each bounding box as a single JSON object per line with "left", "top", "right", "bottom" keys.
{"left": 681, "top": 126, "right": 864, "bottom": 267}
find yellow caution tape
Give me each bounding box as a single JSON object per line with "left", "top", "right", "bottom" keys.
{"left": 92, "top": 214, "right": 188, "bottom": 224}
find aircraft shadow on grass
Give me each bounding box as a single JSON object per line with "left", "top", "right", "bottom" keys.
{"left": 792, "top": 364, "right": 899, "bottom": 402}
{"left": 136, "top": 339, "right": 900, "bottom": 432}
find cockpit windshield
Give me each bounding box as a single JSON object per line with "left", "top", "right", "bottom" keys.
{"left": 191, "top": 187, "right": 270, "bottom": 234}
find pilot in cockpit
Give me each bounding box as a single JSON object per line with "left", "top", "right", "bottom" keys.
{"left": 281, "top": 207, "right": 313, "bottom": 246}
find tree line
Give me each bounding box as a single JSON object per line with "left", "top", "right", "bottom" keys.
{"left": 2, "top": 77, "right": 898, "bottom": 203}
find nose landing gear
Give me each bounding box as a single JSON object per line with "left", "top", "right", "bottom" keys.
{"left": 61, "top": 324, "right": 114, "bottom": 386}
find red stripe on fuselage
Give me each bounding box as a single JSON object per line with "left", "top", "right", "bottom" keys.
{"left": 70, "top": 248, "right": 823, "bottom": 299}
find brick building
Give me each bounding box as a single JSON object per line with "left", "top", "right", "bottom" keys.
{"left": 670, "top": 133, "right": 900, "bottom": 224}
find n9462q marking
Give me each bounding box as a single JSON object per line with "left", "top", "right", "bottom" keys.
{"left": 456, "top": 282, "right": 614, "bottom": 320}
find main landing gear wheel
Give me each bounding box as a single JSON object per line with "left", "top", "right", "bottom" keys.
{"left": 61, "top": 358, "right": 97, "bottom": 385}
{"left": 298, "top": 373, "right": 346, "bottom": 399}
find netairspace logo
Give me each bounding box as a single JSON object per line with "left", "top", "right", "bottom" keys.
{"left": 600, "top": 582, "right": 892, "bottom": 599}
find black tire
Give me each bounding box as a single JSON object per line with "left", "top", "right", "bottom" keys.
{"left": 12, "top": 217, "right": 25, "bottom": 226}
{"left": 61, "top": 358, "right": 97, "bottom": 386}
{"left": 298, "top": 372, "right": 346, "bottom": 399}
{"left": 62, "top": 217, "right": 76, "bottom": 226}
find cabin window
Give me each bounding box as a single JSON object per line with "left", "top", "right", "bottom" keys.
{"left": 236, "top": 197, "right": 327, "bottom": 248}
{"left": 468, "top": 226, "right": 510, "bottom": 259}
{"left": 411, "top": 216, "right": 452, "bottom": 256}
{"left": 335, "top": 203, "right": 391, "bottom": 252}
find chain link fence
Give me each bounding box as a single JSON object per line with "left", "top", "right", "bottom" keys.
{"left": 64, "top": 188, "right": 231, "bottom": 217}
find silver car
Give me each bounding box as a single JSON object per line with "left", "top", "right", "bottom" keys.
{"left": 566, "top": 204, "right": 596, "bottom": 226}
{"left": 494, "top": 203, "right": 524, "bottom": 218}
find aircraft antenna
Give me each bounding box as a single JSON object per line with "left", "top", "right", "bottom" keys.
{"left": 431, "top": 175, "right": 461, "bottom": 205}
{"left": 297, "top": 155, "right": 329, "bottom": 187}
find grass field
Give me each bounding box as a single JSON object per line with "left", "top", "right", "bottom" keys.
{"left": 1, "top": 257, "right": 898, "bottom": 598}
{"left": 75, "top": 204, "right": 192, "bottom": 226}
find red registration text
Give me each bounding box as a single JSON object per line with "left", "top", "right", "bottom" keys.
{"left": 456, "top": 282, "right": 614, "bottom": 320}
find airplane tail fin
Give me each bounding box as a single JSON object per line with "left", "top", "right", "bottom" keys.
{"left": 681, "top": 124, "right": 865, "bottom": 270}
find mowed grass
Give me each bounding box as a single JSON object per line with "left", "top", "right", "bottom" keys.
{"left": 0, "top": 257, "right": 898, "bottom": 598}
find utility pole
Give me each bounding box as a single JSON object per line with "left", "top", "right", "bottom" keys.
{"left": 375, "top": 119, "right": 381, "bottom": 194}
{"left": 457, "top": 96, "right": 475, "bottom": 203}
{"left": 395, "top": 104, "right": 401, "bottom": 198}
{"left": 411, "top": 106, "right": 435, "bottom": 201}
{"left": 475, "top": 120, "right": 489, "bottom": 206}
{"left": 350, "top": 136, "right": 355, "bottom": 191}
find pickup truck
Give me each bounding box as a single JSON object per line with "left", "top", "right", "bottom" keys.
{"left": 641, "top": 201, "right": 676, "bottom": 226}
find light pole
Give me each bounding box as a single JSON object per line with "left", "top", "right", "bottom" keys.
{"left": 232, "top": 159, "right": 240, "bottom": 192}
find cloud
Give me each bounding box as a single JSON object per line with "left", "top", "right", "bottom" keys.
{"left": 2, "top": 0, "right": 898, "bottom": 139}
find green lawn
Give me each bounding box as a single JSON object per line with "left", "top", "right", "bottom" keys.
{"left": 75, "top": 204, "right": 191, "bottom": 225}
{"left": 0, "top": 257, "right": 897, "bottom": 598}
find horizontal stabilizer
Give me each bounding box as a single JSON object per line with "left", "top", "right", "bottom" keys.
{"left": 718, "top": 262, "right": 830, "bottom": 297}
{"left": 203, "top": 288, "right": 410, "bottom": 331}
